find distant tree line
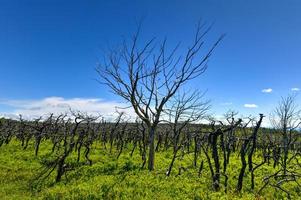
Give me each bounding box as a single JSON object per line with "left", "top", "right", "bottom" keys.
{"left": 0, "top": 94, "right": 300, "bottom": 198}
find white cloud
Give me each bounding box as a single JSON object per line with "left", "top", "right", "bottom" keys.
{"left": 0, "top": 113, "right": 20, "bottom": 120}
{"left": 291, "top": 87, "right": 300, "bottom": 91}
{"left": 244, "top": 104, "right": 258, "bottom": 108}
{"left": 262, "top": 88, "right": 273, "bottom": 93}
{"left": 0, "top": 97, "right": 136, "bottom": 120}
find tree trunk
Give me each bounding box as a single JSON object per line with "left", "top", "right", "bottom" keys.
{"left": 56, "top": 156, "right": 66, "bottom": 182}
{"left": 211, "top": 130, "right": 222, "bottom": 191}
{"left": 283, "top": 131, "right": 288, "bottom": 175}
{"left": 237, "top": 139, "right": 248, "bottom": 192}
{"left": 166, "top": 149, "right": 177, "bottom": 176}
{"left": 148, "top": 127, "right": 155, "bottom": 171}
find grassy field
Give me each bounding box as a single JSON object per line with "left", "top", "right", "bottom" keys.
{"left": 0, "top": 140, "right": 300, "bottom": 200}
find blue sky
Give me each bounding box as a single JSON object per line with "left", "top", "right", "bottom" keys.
{"left": 0, "top": 0, "right": 300, "bottom": 122}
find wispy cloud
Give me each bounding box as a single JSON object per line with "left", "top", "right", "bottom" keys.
{"left": 262, "top": 88, "right": 273, "bottom": 93}
{"left": 220, "top": 102, "right": 233, "bottom": 106}
{"left": 291, "top": 87, "right": 300, "bottom": 92}
{"left": 244, "top": 104, "right": 258, "bottom": 108}
{"left": 0, "top": 97, "right": 136, "bottom": 120}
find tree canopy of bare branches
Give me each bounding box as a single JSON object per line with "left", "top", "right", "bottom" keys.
{"left": 96, "top": 22, "right": 224, "bottom": 170}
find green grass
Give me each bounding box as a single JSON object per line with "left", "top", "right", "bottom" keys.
{"left": 0, "top": 140, "right": 300, "bottom": 199}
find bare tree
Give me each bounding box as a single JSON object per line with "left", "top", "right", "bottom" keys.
{"left": 201, "top": 116, "right": 242, "bottom": 191}
{"left": 270, "top": 94, "right": 301, "bottom": 175}
{"left": 236, "top": 114, "right": 264, "bottom": 192}
{"left": 97, "top": 22, "right": 224, "bottom": 170}
{"left": 164, "top": 90, "right": 210, "bottom": 176}
{"left": 256, "top": 94, "right": 301, "bottom": 198}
